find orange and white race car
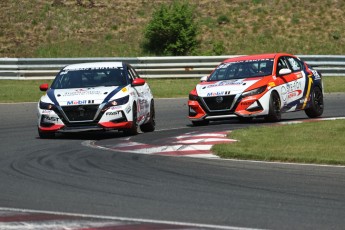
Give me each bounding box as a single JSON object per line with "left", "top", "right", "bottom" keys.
{"left": 188, "top": 53, "right": 324, "bottom": 125}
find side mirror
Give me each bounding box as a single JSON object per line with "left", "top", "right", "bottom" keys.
{"left": 278, "top": 68, "right": 292, "bottom": 75}
{"left": 132, "top": 78, "right": 145, "bottom": 86}
{"left": 200, "top": 76, "right": 207, "bottom": 82}
{"left": 39, "top": 83, "right": 49, "bottom": 91}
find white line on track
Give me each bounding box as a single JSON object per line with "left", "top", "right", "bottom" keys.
{"left": 0, "top": 207, "right": 265, "bottom": 230}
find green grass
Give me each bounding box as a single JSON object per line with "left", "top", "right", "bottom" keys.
{"left": 0, "top": 76, "right": 343, "bottom": 103}
{"left": 0, "top": 80, "right": 53, "bottom": 103}
{"left": 146, "top": 78, "right": 200, "bottom": 98}
{"left": 322, "top": 76, "right": 345, "bottom": 93}
{"left": 212, "top": 120, "right": 345, "bottom": 165}
{"left": 2, "top": 1, "right": 345, "bottom": 57}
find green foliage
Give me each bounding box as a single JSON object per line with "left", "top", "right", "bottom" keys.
{"left": 143, "top": 1, "right": 199, "bottom": 56}
{"left": 217, "top": 15, "right": 230, "bottom": 24}
{"left": 212, "top": 41, "right": 225, "bottom": 55}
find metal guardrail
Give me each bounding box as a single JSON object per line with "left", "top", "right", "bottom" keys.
{"left": 0, "top": 55, "right": 344, "bottom": 80}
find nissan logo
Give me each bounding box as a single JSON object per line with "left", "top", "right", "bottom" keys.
{"left": 216, "top": 96, "right": 223, "bottom": 104}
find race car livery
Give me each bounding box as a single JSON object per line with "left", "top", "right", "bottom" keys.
{"left": 37, "top": 62, "right": 155, "bottom": 138}
{"left": 188, "top": 53, "right": 324, "bottom": 125}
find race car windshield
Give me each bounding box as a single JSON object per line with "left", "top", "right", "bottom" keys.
{"left": 51, "top": 68, "right": 128, "bottom": 89}
{"left": 208, "top": 59, "right": 274, "bottom": 81}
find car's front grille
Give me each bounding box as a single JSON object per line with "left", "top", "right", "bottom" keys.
{"left": 202, "top": 95, "right": 236, "bottom": 111}
{"left": 61, "top": 105, "right": 99, "bottom": 122}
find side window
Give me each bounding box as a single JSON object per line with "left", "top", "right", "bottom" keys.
{"left": 287, "top": 57, "right": 302, "bottom": 72}
{"left": 129, "top": 66, "right": 140, "bottom": 79}
{"left": 126, "top": 66, "right": 135, "bottom": 83}
{"left": 276, "top": 57, "right": 289, "bottom": 75}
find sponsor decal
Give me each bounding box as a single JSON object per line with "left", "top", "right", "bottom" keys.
{"left": 288, "top": 90, "right": 302, "bottom": 99}
{"left": 207, "top": 91, "right": 231, "bottom": 97}
{"left": 217, "top": 59, "right": 272, "bottom": 69}
{"left": 63, "top": 90, "right": 102, "bottom": 97}
{"left": 268, "top": 82, "right": 276, "bottom": 87}
{"left": 125, "top": 105, "right": 131, "bottom": 114}
{"left": 42, "top": 110, "right": 53, "bottom": 114}
{"left": 206, "top": 80, "right": 243, "bottom": 89}
{"left": 66, "top": 100, "right": 94, "bottom": 105}
{"left": 106, "top": 111, "right": 119, "bottom": 116}
{"left": 73, "top": 67, "right": 121, "bottom": 71}
{"left": 42, "top": 116, "right": 59, "bottom": 123}
{"left": 311, "top": 69, "right": 321, "bottom": 80}
{"left": 281, "top": 81, "right": 302, "bottom": 102}
{"left": 105, "top": 111, "right": 123, "bottom": 119}
{"left": 122, "top": 87, "right": 128, "bottom": 92}
{"left": 109, "top": 105, "right": 122, "bottom": 110}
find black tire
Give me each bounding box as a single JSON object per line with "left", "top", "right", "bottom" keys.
{"left": 192, "top": 120, "right": 209, "bottom": 126}
{"left": 140, "top": 100, "right": 156, "bottom": 132}
{"left": 38, "top": 128, "right": 55, "bottom": 139}
{"left": 123, "top": 103, "right": 138, "bottom": 136}
{"left": 265, "top": 91, "right": 281, "bottom": 122}
{"left": 305, "top": 86, "right": 324, "bottom": 118}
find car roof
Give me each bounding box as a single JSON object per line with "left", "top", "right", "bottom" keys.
{"left": 222, "top": 53, "right": 294, "bottom": 63}
{"left": 63, "top": 62, "right": 125, "bottom": 70}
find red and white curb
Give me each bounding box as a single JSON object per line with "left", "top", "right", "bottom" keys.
{"left": 0, "top": 207, "right": 261, "bottom": 230}
{"left": 86, "top": 131, "right": 236, "bottom": 159}
{"left": 85, "top": 117, "right": 345, "bottom": 159}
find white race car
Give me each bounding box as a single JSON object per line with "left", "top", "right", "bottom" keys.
{"left": 37, "top": 62, "right": 155, "bottom": 138}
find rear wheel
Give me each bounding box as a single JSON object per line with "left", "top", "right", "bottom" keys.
{"left": 140, "top": 100, "right": 155, "bottom": 132}
{"left": 192, "top": 120, "right": 209, "bottom": 126}
{"left": 305, "top": 86, "right": 324, "bottom": 118}
{"left": 38, "top": 128, "right": 55, "bottom": 139}
{"left": 123, "top": 103, "right": 138, "bottom": 136}
{"left": 265, "top": 92, "right": 281, "bottom": 122}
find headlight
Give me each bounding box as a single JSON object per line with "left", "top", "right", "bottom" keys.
{"left": 242, "top": 86, "right": 266, "bottom": 98}
{"left": 102, "top": 95, "right": 129, "bottom": 111}
{"left": 39, "top": 101, "right": 56, "bottom": 110}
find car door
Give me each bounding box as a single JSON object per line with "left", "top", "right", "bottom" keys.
{"left": 127, "top": 65, "right": 148, "bottom": 122}
{"left": 285, "top": 56, "right": 306, "bottom": 109}
{"left": 275, "top": 56, "right": 304, "bottom": 110}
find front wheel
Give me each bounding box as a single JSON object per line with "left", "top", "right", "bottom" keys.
{"left": 265, "top": 92, "right": 281, "bottom": 122}
{"left": 140, "top": 100, "right": 155, "bottom": 132}
{"left": 305, "top": 86, "right": 324, "bottom": 118}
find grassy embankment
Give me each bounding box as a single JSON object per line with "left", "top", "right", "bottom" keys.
{"left": 1, "top": 1, "right": 345, "bottom": 57}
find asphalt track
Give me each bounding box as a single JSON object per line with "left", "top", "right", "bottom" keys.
{"left": 0, "top": 93, "right": 345, "bottom": 229}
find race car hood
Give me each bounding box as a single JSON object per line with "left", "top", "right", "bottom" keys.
{"left": 196, "top": 78, "right": 263, "bottom": 97}
{"left": 42, "top": 86, "right": 128, "bottom": 106}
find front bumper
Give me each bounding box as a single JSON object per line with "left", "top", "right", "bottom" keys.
{"left": 188, "top": 95, "right": 265, "bottom": 121}
{"left": 38, "top": 103, "right": 132, "bottom": 133}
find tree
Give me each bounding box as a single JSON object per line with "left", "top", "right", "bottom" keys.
{"left": 143, "top": 1, "right": 199, "bottom": 56}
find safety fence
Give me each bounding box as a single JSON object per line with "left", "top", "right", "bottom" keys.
{"left": 1, "top": 55, "right": 345, "bottom": 80}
